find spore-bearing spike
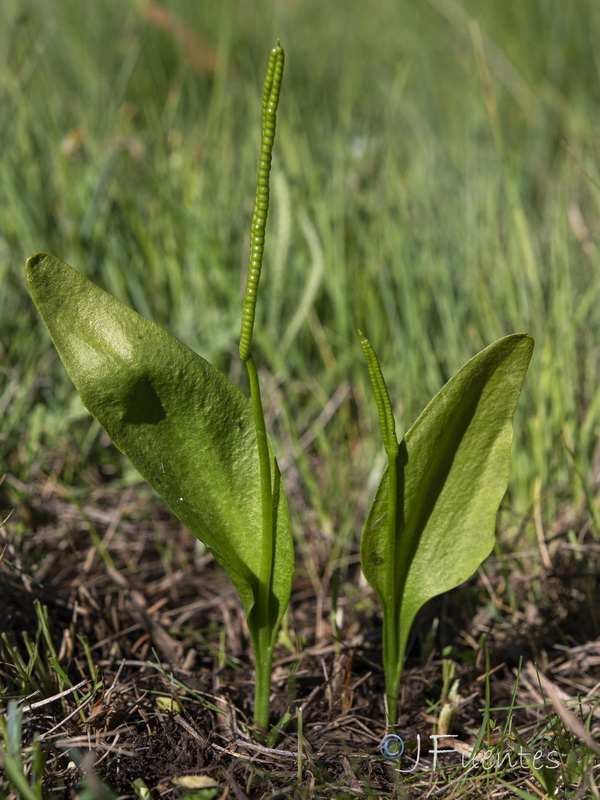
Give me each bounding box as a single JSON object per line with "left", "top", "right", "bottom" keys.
{"left": 239, "top": 44, "right": 284, "bottom": 363}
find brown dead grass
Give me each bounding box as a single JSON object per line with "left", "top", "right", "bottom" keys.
{"left": 1, "top": 467, "right": 599, "bottom": 798}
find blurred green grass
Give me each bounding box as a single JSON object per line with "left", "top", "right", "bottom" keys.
{"left": 2, "top": 0, "right": 600, "bottom": 537}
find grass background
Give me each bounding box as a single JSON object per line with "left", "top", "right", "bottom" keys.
{"left": 1, "top": 0, "right": 600, "bottom": 795}
{"left": 3, "top": 0, "right": 600, "bottom": 529}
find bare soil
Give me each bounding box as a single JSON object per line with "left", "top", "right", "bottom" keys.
{"left": 1, "top": 472, "right": 599, "bottom": 798}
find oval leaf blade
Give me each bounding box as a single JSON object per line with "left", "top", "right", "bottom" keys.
{"left": 26, "top": 253, "right": 293, "bottom": 630}
{"left": 362, "top": 333, "right": 533, "bottom": 657}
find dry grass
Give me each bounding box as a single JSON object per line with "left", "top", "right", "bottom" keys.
{"left": 1, "top": 462, "right": 599, "bottom": 799}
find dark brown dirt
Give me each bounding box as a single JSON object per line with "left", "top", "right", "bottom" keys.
{"left": 1, "top": 472, "right": 599, "bottom": 798}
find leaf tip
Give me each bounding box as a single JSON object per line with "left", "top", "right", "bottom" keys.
{"left": 517, "top": 332, "right": 535, "bottom": 361}
{"left": 25, "top": 251, "right": 47, "bottom": 273}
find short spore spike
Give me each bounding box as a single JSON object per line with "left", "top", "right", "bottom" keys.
{"left": 360, "top": 332, "right": 398, "bottom": 457}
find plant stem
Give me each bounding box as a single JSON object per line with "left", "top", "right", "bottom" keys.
{"left": 359, "top": 333, "right": 401, "bottom": 726}
{"left": 246, "top": 356, "right": 274, "bottom": 609}
{"left": 246, "top": 354, "right": 275, "bottom": 732}
{"left": 253, "top": 626, "right": 274, "bottom": 734}
{"left": 383, "top": 451, "right": 400, "bottom": 726}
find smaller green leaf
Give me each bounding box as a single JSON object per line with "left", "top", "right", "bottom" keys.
{"left": 361, "top": 333, "right": 533, "bottom": 713}
{"left": 26, "top": 253, "right": 294, "bottom": 647}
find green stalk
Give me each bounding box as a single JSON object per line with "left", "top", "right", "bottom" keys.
{"left": 383, "top": 451, "right": 400, "bottom": 725}
{"left": 246, "top": 354, "right": 275, "bottom": 732}
{"left": 239, "top": 42, "right": 284, "bottom": 733}
{"left": 360, "top": 333, "right": 401, "bottom": 726}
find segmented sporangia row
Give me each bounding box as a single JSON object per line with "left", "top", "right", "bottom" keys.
{"left": 360, "top": 331, "right": 399, "bottom": 457}
{"left": 239, "top": 43, "right": 284, "bottom": 363}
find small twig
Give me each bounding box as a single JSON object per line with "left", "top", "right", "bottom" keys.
{"left": 22, "top": 679, "right": 89, "bottom": 712}
{"left": 238, "top": 740, "right": 302, "bottom": 760}
{"left": 38, "top": 693, "right": 96, "bottom": 741}
{"left": 104, "top": 658, "right": 126, "bottom": 705}
{"left": 54, "top": 731, "right": 133, "bottom": 751}
{"left": 273, "top": 633, "right": 366, "bottom": 667}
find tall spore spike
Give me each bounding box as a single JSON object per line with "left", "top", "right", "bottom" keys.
{"left": 239, "top": 42, "right": 284, "bottom": 363}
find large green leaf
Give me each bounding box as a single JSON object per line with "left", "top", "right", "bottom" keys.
{"left": 361, "top": 333, "right": 533, "bottom": 667}
{"left": 26, "top": 253, "right": 293, "bottom": 640}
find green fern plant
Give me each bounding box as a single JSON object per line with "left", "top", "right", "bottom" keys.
{"left": 26, "top": 43, "right": 291, "bottom": 734}
{"left": 360, "top": 332, "right": 533, "bottom": 724}
{"left": 26, "top": 41, "right": 533, "bottom": 734}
